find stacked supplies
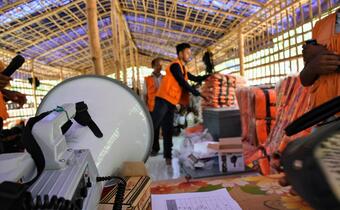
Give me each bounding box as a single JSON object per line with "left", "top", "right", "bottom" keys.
{"left": 201, "top": 73, "right": 237, "bottom": 108}
{"left": 244, "top": 76, "right": 312, "bottom": 175}
{"left": 236, "top": 86, "right": 277, "bottom": 146}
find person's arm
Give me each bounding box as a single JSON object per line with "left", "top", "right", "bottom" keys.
{"left": 300, "top": 53, "right": 340, "bottom": 87}
{"left": 170, "top": 64, "right": 200, "bottom": 96}
{"left": 299, "top": 65, "right": 319, "bottom": 86}
{"left": 1, "top": 89, "right": 27, "bottom": 107}
{"left": 187, "top": 72, "right": 210, "bottom": 83}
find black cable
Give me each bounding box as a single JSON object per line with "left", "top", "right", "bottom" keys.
{"left": 96, "top": 176, "right": 126, "bottom": 210}
{"left": 23, "top": 192, "right": 80, "bottom": 210}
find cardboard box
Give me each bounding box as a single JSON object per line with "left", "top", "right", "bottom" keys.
{"left": 213, "top": 137, "right": 245, "bottom": 173}
{"left": 98, "top": 176, "right": 151, "bottom": 210}
{"left": 218, "top": 153, "right": 245, "bottom": 172}
{"left": 208, "top": 137, "right": 243, "bottom": 153}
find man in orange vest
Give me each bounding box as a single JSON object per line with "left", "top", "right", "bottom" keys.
{"left": 300, "top": 9, "right": 340, "bottom": 108}
{"left": 0, "top": 60, "right": 27, "bottom": 131}
{"left": 279, "top": 10, "right": 340, "bottom": 194}
{"left": 151, "top": 43, "right": 209, "bottom": 165}
{"left": 143, "top": 58, "right": 164, "bottom": 156}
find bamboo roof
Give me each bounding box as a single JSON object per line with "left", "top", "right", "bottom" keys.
{"left": 0, "top": 0, "right": 338, "bottom": 77}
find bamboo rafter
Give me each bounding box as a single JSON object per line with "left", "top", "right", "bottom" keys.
{"left": 0, "top": 0, "right": 338, "bottom": 80}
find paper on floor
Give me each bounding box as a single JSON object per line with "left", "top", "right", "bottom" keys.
{"left": 151, "top": 188, "right": 242, "bottom": 210}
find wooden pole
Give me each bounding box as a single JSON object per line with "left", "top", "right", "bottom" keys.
{"left": 111, "top": 0, "right": 121, "bottom": 80}
{"left": 60, "top": 67, "right": 64, "bottom": 81}
{"left": 115, "top": 60, "right": 120, "bottom": 80}
{"left": 238, "top": 27, "right": 245, "bottom": 76}
{"left": 135, "top": 52, "right": 141, "bottom": 92}
{"left": 130, "top": 45, "right": 136, "bottom": 90}
{"left": 86, "top": 0, "right": 104, "bottom": 75}
{"left": 122, "top": 49, "right": 127, "bottom": 85}
{"left": 30, "top": 60, "right": 37, "bottom": 112}
{"left": 120, "top": 32, "right": 127, "bottom": 85}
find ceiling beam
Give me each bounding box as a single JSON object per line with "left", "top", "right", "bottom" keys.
{"left": 64, "top": 45, "right": 117, "bottom": 69}
{"left": 137, "top": 49, "right": 174, "bottom": 61}
{"left": 135, "top": 39, "right": 176, "bottom": 52}
{"left": 131, "top": 32, "right": 204, "bottom": 48}
{"left": 0, "top": 0, "right": 84, "bottom": 37}
{"left": 0, "top": 0, "right": 28, "bottom": 13}
{"left": 122, "top": 8, "right": 225, "bottom": 32}
{"left": 176, "top": 0, "right": 244, "bottom": 18}
{"left": 48, "top": 38, "right": 113, "bottom": 65}
{"left": 34, "top": 25, "right": 112, "bottom": 59}
{"left": 137, "top": 41, "right": 177, "bottom": 57}
{"left": 113, "top": 0, "right": 138, "bottom": 50}
{"left": 18, "top": 11, "right": 110, "bottom": 53}
{"left": 129, "top": 21, "right": 215, "bottom": 41}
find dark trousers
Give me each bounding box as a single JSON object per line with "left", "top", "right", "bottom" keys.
{"left": 151, "top": 97, "right": 175, "bottom": 159}
{"left": 151, "top": 111, "right": 161, "bottom": 152}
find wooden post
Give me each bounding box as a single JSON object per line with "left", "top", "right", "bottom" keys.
{"left": 122, "top": 49, "right": 127, "bottom": 85}
{"left": 60, "top": 67, "right": 64, "bottom": 81}
{"left": 135, "top": 52, "right": 141, "bottom": 92}
{"left": 30, "top": 60, "right": 37, "bottom": 112}
{"left": 238, "top": 27, "right": 245, "bottom": 76}
{"left": 86, "top": 0, "right": 104, "bottom": 75}
{"left": 111, "top": 1, "right": 120, "bottom": 80}
{"left": 130, "top": 45, "right": 136, "bottom": 90}
{"left": 115, "top": 60, "right": 120, "bottom": 80}
{"left": 118, "top": 19, "right": 126, "bottom": 83}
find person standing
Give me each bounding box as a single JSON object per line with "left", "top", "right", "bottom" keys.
{"left": 143, "top": 58, "right": 164, "bottom": 156}
{"left": 151, "top": 43, "right": 209, "bottom": 165}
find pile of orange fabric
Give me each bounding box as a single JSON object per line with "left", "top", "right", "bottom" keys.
{"left": 265, "top": 76, "right": 312, "bottom": 155}
{"left": 236, "top": 87, "right": 251, "bottom": 143}
{"left": 244, "top": 76, "right": 312, "bottom": 175}
{"left": 201, "top": 73, "right": 237, "bottom": 108}
{"left": 236, "top": 86, "right": 277, "bottom": 147}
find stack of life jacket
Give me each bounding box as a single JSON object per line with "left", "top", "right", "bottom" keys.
{"left": 236, "top": 86, "right": 277, "bottom": 147}
{"left": 236, "top": 86, "right": 277, "bottom": 175}
{"left": 244, "top": 76, "right": 312, "bottom": 175}
{"left": 236, "top": 87, "right": 251, "bottom": 144}
{"left": 201, "top": 73, "right": 237, "bottom": 108}
{"left": 265, "top": 76, "right": 312, "bottom": 156}
{"left": 251, "top": 87, "right": 277, "bottom": 146}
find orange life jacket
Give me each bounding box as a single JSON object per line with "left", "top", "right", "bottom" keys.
{"left": 156, "top": 59, "right": 189, "bottom": 106}
{"left": 310, "top": 13, "right": 340, "bottom": 111}
{"left": 0, "top": 61, "right": 9, "bottom": 120}
{"left": 144, "top": 75, "right": 161, "bottom": 112}
{"left": 255, "top": 119, "right": 276, "bottom": 145}
{"left": 252, "top": 87, "right": 277, "bottom": 120}
{"left": 0, "top": 92, "right": 9, "bottom": 120}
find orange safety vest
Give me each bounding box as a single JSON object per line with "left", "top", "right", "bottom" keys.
{"left": 0, "top": 61, "right": 9, "bottom": 120}
{"left": 310, "top": 13, "right": 340, "bottom": 111}
{"left": 144, "top": 75, "right": 161, "bottom": 111}
{"left": 0, "top": 92, "right": 9, "bottom": 120}
{"left": 156, "top": 59, "right": 190, "bottom": 106}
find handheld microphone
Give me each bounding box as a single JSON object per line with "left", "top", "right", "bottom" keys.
{"left": 2, "top": 55, "right": 25, "bottom": 77}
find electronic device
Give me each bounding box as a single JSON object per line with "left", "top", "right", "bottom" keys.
{"left": 282, "top": 96, "right": 340, "bottom": 210}
{"left": 0, "top": 75, "right": 153, "bottom": 210}
{"left": 2, "top": 55, "right": 25, "bottom": 77}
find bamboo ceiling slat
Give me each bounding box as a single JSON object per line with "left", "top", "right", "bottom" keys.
{"left": 0, "top": 0, "right": 338, "bottom": 78}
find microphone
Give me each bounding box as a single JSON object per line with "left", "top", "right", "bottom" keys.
{"left": 2, "top": 55, "right": 25, "bottom": 77}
